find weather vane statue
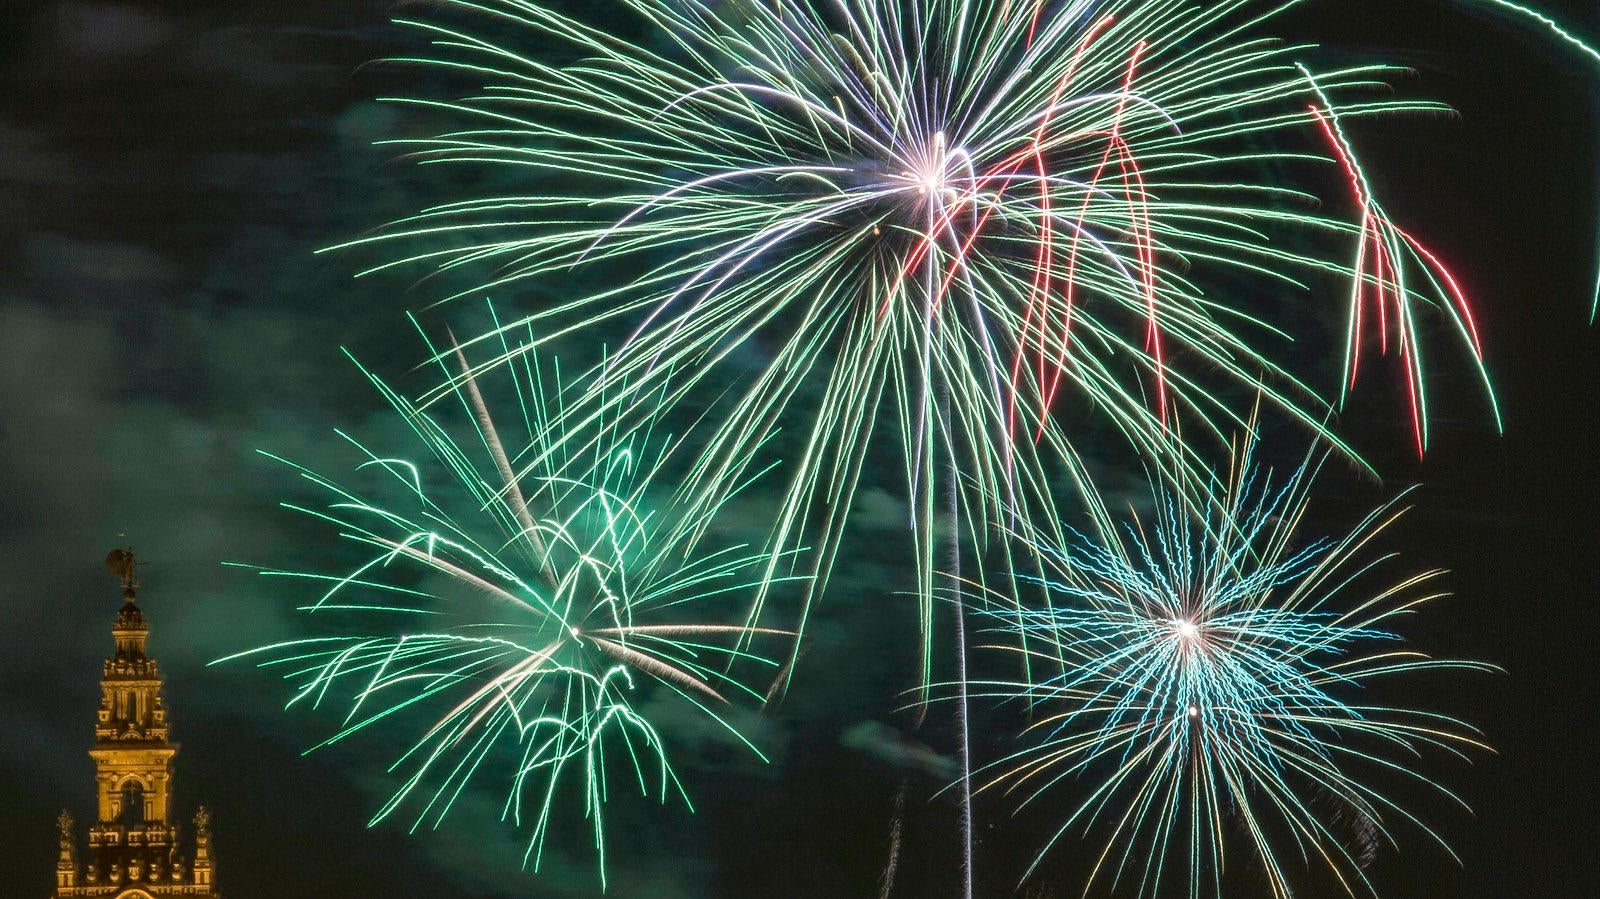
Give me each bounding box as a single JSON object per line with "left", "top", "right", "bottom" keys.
{"left": 105, "top": 546, "right": 139, "bottom": 597}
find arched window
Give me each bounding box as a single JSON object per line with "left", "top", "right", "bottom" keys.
{"left": 118, "top": 780, "right": 144, "bottom": 826}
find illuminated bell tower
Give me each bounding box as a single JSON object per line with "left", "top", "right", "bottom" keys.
{"left": 52, "top": 548, "right": 220, "bottom": 898}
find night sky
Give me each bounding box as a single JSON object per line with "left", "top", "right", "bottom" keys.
{"left": 3, "top": 2, "right": 1598, "bottom": 897}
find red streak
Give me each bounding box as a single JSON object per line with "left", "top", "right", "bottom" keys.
{"left": 1312, "top": 104, "right": 1475, "bottom": 457}
{"left": 1036, "top": 41, "right": 1164, "bottom": 435}
{"left": 1400, "top": 231, "right": 1483, "bottom": 354}
{"left": 1007, "top": 15, "right": 1118, "bottom": 439}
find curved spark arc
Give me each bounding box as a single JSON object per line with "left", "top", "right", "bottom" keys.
{"left": 970, "top": 435, "right": 1495, "bottom": 898}
{"left": 218, "top": 318, "right": 794, "bottom": 888}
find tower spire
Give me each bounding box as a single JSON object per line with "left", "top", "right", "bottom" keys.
{"left": 50, "top": 548, "right": 221, "bottom": 898}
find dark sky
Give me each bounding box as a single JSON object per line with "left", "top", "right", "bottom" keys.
{"left": 2, "top": 2, "right": 1598, "bottom": 897}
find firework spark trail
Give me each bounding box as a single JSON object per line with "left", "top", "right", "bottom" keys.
{"left": 217, "top": 318, "right": 793, "bottom": 888}
{"left": 1305, "top": 95, "right": 1494, "bottom": 456}
{"left": 1475, "top": 1, "right": 1600, "bottom": 68}
{"left": 1465, "top": 0, "right": 1600, "bottom": 318}
{"left": 969, "top": 434, "right": 1495, "bottom": 898}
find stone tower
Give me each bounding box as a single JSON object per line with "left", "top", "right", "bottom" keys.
{"left": 51, "top": 549, "right": 219, "bottom": 898}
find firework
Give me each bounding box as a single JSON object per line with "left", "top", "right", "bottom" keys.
{"left": 973, "top": 437, "right": 1493, "bottom": 897}
{"left": 325, "top": 0, "right": 1588, "bottom": 652}
{"left": 218, "top": 319, "right": 791, "bottom": 887}
{"left": 324, "top": 0, "right": 1594, "bottom": 889}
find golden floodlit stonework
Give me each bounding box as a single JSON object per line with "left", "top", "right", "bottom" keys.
{"left": 51, "top": 550, "right": 220, "bottom": 899}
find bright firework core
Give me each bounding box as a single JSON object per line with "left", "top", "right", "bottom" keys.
{"left": 1172, "top": 618, "right": 1200, "bottom": 642}
{"left": 903, "top": 130, "right": 960, "bottom": 202}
